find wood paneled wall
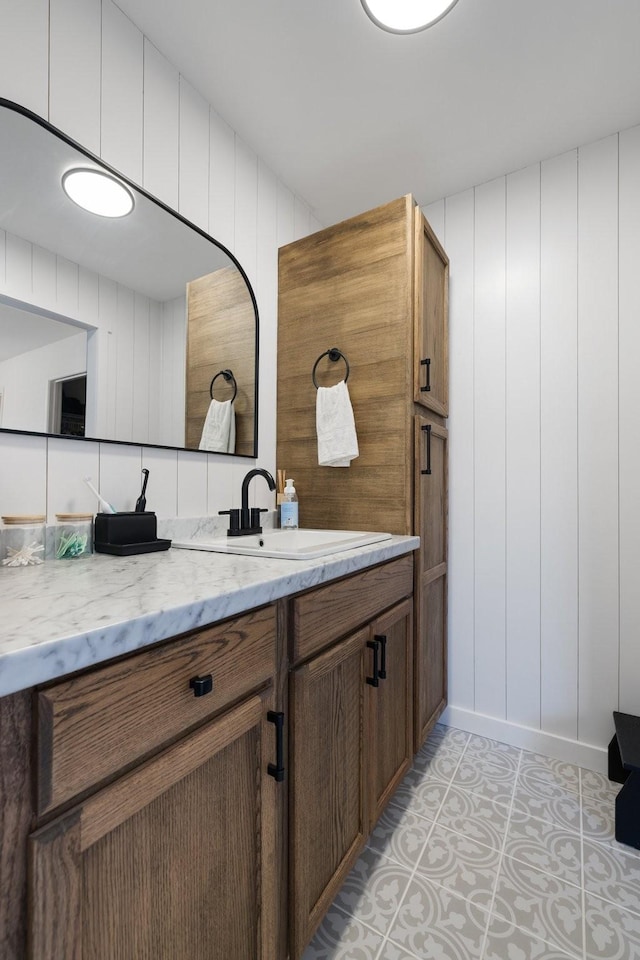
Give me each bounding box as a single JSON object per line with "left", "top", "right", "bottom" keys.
{"left": 186, "top": 268, "right": 255, "bottom": 455}
{"left": 430, "top": 125, "right": 640, "bottom": 759}
{"left": 0, "top": 0, "right": 320, "bottom": 520}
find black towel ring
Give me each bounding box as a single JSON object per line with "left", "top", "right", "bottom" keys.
{"left": 312, "top": 348, "right": 350, "bottom": 389}
{"left": 209, "top": 369, "right": 237, "bottom": 402}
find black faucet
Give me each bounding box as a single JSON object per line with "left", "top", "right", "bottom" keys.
{"left": 219, "top": 468, "right": 276, "bottom": 537}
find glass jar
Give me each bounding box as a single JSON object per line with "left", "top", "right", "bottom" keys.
{"left": 54, "top": 513, "right": 93, "bottom": 559}
{"left": 1, "top": 515, "right": 46, "bottom": 567}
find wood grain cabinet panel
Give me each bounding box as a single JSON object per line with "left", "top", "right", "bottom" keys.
{"left": 367, "top": 599, "right": 414, "bottom": 824}
{"left": 415, "top": 414, "right": 448, "bottom": 572}
{"left": 290, "top": 628, "right": 368, "bottom": 959}
{"left": 414, "top": 415, "right": 448, "bottom": 746}
{"left": 0, "top": 691, "right": 32, "bottom": 960}
{"left": 415, "top": 571, "right": 448, "bottom": 750}
{"left": 414, "top": 210, "right": 449, "bottom": 417}
{"left": 290, "top": 554, "right": 413, "bottom": 663}
{"left": 36, "top": 605, "right": 276, "bottom": 815}
{"left": 278, "top": 193, "right": 449, "bottom": 756}
{"left": 290, "top": 599, "right": 413, "bottom": 958}
{"left": 29, "top": 689, "right": 284, "bottom": 960}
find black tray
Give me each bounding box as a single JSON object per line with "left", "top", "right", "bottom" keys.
{"left": 94, "top": 539, "right": 172, "bottom": 556}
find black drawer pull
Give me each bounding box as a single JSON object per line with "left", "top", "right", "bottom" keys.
{"left": 189, "top": 674, "right": 213, "bottom": 697}
{"left": 366, "top": 639, "right": 380, "bottom": 687}
{"left": 420, "top": 357, "right": 431, "bottom": 392}
{"left": 267, "top": 711, "right": 285, "bottom": 782}
{"left": 375, "top": 634, "right": 387, "bottom": 680}
{"left": 421, "top": 424, "right": 432, "bottom": 475}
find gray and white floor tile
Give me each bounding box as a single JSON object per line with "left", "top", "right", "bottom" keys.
{"left": 505, "top": 810, "right": 582, "bottom": 886}
{"left": 301, "top": 723, "right": 640, "bottom": 960}
{"left": 518, "top": 752, "right": 581, "bottom": 795}
{"left": 366, "top": 805, "right": 433, "bottom": 871}
{"left": 483, "top": 913, "right": 580, "bottom": 960}
{"left": 332, "top": 846, "right": 413, "bottom": 937}
{"left": 492, "top": 854, "right": 583, "bottom": 957}
{"left": 301, "top": 905, "right": 384, "bottom": 960}
{"left": 414, "top": 823, "right": 500, "bottom": 910}
{"left": 584, "top": 893, "right": 640, "bottom": 959}
{"left": 388, "top": 766, "right": 450, "bottom": 822}
{"left": 436, "top": 783, "right": 510, "bottom": 851}
{"left": 387, "top": 875, "right": 488, "bottom": 959}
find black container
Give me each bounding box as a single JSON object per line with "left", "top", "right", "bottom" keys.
{"left": 94, "top": 512, "right": 171, "bottom": 556}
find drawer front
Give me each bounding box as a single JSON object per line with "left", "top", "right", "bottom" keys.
{"left": 291, "top": 554, "right": 413, "bottom": 664}
{"left": 37, "top": 604, "right": 276, "bottom": 815}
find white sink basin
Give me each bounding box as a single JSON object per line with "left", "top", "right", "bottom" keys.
{"left": 172, "top": 528, "right": 393, "bottom": 560}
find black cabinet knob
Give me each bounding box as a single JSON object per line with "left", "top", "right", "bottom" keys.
{"left": 189, "top": 674, "right": 213, "bottom": 697}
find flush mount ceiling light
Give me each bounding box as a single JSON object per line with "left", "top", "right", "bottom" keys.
{"left": 361, "top": 0, "right": 459, "bottom": 33}
{"left": 62, "top": 167, "right": 135, "bottom": 218}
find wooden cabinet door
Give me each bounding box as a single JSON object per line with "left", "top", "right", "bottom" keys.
{"left": 367, "top": 600, "right": 413, "bottom": 824}
{"left": 289, "top": 627, "right": 368, "bottom": 959}
{"left": 414, "top": 414, "right": 448, "bottom": 749}
{"left": 415, "top": 570, "right": 448, "bottom": 751}
{"left": 28, "top": 690, "right": 284, "bottom": 960}
{"left": 414, "top": 208, "right": 449, "bottom": 418}
{"left": 415, "top": 414, "right": 448, "bottom": 572}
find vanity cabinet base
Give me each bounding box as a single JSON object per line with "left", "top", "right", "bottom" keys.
{"left": 0, "top": 691, "right": 32, "bottom": 960}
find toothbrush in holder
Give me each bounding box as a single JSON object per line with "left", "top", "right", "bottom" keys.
{"left": 84, "top": 477, "right": 117, "bottom": 514}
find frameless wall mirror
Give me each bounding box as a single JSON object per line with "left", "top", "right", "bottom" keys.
{"left": 0, "top": 99, "right": 259, "bottom": 457}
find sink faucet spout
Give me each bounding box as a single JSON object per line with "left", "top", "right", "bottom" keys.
{"left": 240, "top": 468, "right": 276, "bottom": 532}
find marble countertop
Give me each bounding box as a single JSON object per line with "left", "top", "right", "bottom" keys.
{"left": 0, "top": 534, "right": 418, "bottom": 698}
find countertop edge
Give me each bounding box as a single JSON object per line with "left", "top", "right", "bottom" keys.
{"left": 0, "top": 535, "right": 419, "bottom": 698}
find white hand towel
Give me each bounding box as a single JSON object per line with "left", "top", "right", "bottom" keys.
{"left": 316, "top": 379, "right": 359, "bottom": 467}
{"left": 199, "top": 399, "right": 236, "bottom": 453}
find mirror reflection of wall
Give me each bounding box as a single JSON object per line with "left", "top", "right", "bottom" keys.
{"left": 0, "top": 301, "right": 87, "bottom": 434}
{"left": 0, "top": 99, "right": 259, "bottom": 457}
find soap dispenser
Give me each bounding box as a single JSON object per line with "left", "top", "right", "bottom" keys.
{"left": 281, "top": 479, "right": 299, "bottom": 530}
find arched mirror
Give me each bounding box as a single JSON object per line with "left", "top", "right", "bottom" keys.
{"left": 0, "top": 99, "right": 259, "bottom": 457}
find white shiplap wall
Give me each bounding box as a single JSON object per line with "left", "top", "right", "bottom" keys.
{"left": 427, "top": 126, "right": 640, "bottom": 767}
{"left": 0, "top": 0, "right": 321, "bottom": 519}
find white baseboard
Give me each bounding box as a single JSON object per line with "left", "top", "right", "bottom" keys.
{"left": 441, "top": 705, "right": 609, "bottom": 775}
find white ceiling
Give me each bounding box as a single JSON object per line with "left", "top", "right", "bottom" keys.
{"left": 115, "top": 0, "right": 640, "bottom": 227}
{"left": 0, "top": 302, "right": 80, "bottom": 363}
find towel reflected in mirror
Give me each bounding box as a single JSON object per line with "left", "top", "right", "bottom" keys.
{"left": 199, "top": 398, "right": 236, "bottom": 453}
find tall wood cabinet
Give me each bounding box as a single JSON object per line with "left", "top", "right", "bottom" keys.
{"left": 277, "top": 195, "right": 449, "bottom": 749}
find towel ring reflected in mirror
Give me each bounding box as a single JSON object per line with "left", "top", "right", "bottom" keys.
{"left": 312, "top": 348, "right": 350, "bottom": 389}
{"left": 209, "top": 369, "right": 238, "bottom": 402}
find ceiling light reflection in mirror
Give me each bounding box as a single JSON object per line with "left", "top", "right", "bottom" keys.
{"left": 62, "top": 168, "right": 135, "bottom": 218}
{"left": 0, "top": 99, "right": 259, "bottom": 457}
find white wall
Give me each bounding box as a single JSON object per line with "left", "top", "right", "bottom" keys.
{"left": 0, "top": 0, "right": 320, "bottom": 519}
{"left": 426, "top": 124, "right": 640, "bottom": 766}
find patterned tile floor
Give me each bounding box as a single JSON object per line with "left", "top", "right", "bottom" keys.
{"left": 302, "top": 723, "right": 640, "bottom": 960}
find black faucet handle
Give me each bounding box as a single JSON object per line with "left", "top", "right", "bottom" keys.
{"left": 249, "top": 507, "right": 268, "bottom": 531}
{"left": 218, "top": 508, "right": 240, "bottom": 534}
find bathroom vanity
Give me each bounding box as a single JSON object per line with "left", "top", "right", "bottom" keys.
{"left": 0, "top": 535, "right": 418, "bottom": 960}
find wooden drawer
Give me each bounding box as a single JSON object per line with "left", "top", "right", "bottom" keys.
{"left": 36, "top": 604, "right": 276, "bottom": 816}
{"left": 290, "top": 554, "right": 413, "bottom": 664}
